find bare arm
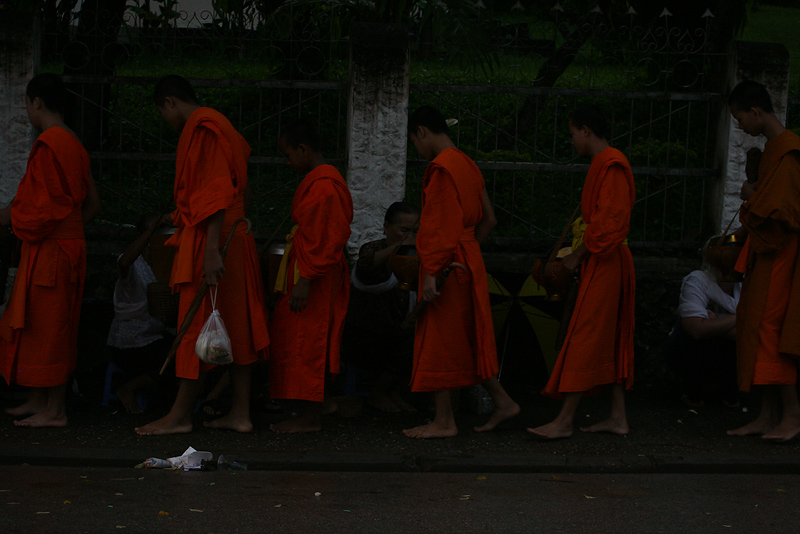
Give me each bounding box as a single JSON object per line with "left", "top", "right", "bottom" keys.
{"left": 82, "top": 172, "right": 102, "bottom": 223}
{"left": 203, "top": 209, "right": 226, "bottom": 286}
{"left": 474, "top": 188, "right": 497, "bottom": 244}
{"left": 681, "top": 311, "right": 737, "bottom": 340}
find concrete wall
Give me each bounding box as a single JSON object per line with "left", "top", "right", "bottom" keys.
{"left": 712, "top": 41, "right": 791, "bottom": 235}
{"left": 0, "top": 17, "right": 36, "bottom": 206}
{"left": 345, "top": 24, "right": 410, "bottom": 257}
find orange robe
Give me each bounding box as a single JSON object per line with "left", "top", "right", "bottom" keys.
{"left": 543, "top": 147, "right": 636, "bottom": 398}
{"left": 736, "top": 130, "right": 800, "bottom": 391}
{"left": 166, "top": 107, "right": 269, "bottom": 380}
{"left": 268, "top": 165, "right": 353, "bottom": 402}
{"left": 0, "top": 127, "right": 89, "bottom": 387}
{"left": 411, "top": 148, "right": 499, "bottom": 392}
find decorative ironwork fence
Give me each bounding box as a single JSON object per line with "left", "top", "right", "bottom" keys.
{"left": 38, "top": 2, "right": 749, "bottom": 251}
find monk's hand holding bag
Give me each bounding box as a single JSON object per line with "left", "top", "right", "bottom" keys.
{"left": 195, "top": 287, "right": 233, "bottom": 365}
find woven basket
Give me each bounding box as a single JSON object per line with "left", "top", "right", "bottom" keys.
{"left": 147, "top": 281, "right": 179, "bottom": 320}
{"left": 387, "top": 254, "right": 421, "bottom": 291}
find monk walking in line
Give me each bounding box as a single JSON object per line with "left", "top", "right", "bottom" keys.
{"left": 403, "top": 106, "right": 519, "bottom": 439}
{"left": 726, "top": 80, "right": 800, "bottom": 442}
{"left": 135, "top": 75, "right": 269, "bottom": 435}
{"left": 527, "top": 104, "right": 636, "bottom": 440}
{"left": 268, "top": 118, "right": 353, "bottom": 433}
{"left": 0, "top": 73, "right": 101, "bottom": 427}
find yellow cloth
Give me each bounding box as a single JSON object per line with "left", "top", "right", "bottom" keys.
{"left": 274, "top": 224, "right": 300, "bottom": 294}
{"left": 571, "top": 216, "right": 627, "bottom": 250}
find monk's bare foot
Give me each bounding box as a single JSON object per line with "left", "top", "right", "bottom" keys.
{"left": 388, "top": 391, "right": 417, "bottom": 412}
{"left": 581, "top": 417, "right": 630, "bottom": 435}
{"left": 135, "top": 415, "right": 192, "bottom": 436}
{"left": 727, "top": 418, "right": 775, "bottom": 436}
{"left": 527, "top": 421, "right": 573, "bottom": 440}
{"left": 5, "top": 400, "right": 47, "bottom": 418}
{"left": 403, "top": 421, "right": 458, "bottom": 439}
{"left": 204, "top": 415, "right": 253, "bottom": 433}
{"left": 13, "top": 412, "right": 68, "bottom": 428}
{"left": 320, "top": 399, "right": 338, "bottom": 416}
{"left": 270, "top": 414, "right": 321, "bottom": 434}
{"left": 368, "top": 393, "right": 402, "bottom": 413}
{"left": 116, "top": 385, "right": 144, "bottom": 415}
{"left": 474, "top": 399, "right": 520, "bottom": 432}
{"left": 762, "top": 416, "right": 800, "bottom": 442}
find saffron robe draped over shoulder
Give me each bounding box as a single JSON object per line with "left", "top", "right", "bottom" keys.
{"left": 166, "top": 107, "right": 269, "bottom": 380}
{"left": 410, "top": 147, "right": 499, "bottom": 392}
{"left": 542, "top": 147, "right": 636, "bottom": 398}
{"left": 268, "top": 164, "right": 353, "bottom": 402}
{"left": 0, "top": 127, "right": 89, "bottom": 387}
{"left": 736, "top": 129, "right": 800, "bottom": 391}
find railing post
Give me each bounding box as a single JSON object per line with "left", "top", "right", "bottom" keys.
{"left": 345, "top": 23, "right": 410, "bottom": 257}
{"left": 0, "top": 14, "right": 38, "bottom": 206}
{"left": 712, "top": 41, "right": 791, "bottom": 234}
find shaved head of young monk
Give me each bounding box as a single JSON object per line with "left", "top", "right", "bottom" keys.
{"left": 279, "top": 118, "right": 325, "bottom": 175}
{"left": 153, "top": 75, "right": 201, "bottom": 132}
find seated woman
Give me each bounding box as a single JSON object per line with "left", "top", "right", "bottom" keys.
{"left": 106, "top": 213, "right": 175, "bottom": 413}
{"left": 341, "top": 202, "right": 419, "bottom": 412}
{"left": 665, "top": 237, "right": 740, "bottom": 407}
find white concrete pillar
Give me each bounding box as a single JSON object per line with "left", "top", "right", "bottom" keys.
{"left": 0, "top": 17, "right": 37, "bottom": 206}
{"left": 712, "top": 41, "right": 791, "bottom": 234}
{"left": 345, "top": 23, "right": 410, "bottom": 257}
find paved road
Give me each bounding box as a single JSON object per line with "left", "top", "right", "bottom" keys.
{"left": 2, "top": 466, "right": 799, "bottom": 533}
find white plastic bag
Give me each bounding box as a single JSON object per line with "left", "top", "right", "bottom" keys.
{"left": 195, "top": 288, "right": 233, "bottom": 365}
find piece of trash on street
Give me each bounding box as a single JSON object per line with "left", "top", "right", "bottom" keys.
{"left": 274, "top": 504, "right": 282, "bottom": 508}
{"left": 460, "top": 495, "right": 470, "bottom": 500}
{"left": 190, "top": 509, "right": 203, "bottom": 513}
{"left": 116, "top": 526, "right": 126, "bottom": 529}
{"left": 158, "top": 511, "right": 169, "bottom": 516}
{"left": 63, "top": 500, "right": 71, "bottom": 504}
{"left": 689, "top": 409, "right": 698, "bottom": 414}
{"left": 314, "top": 492, "right": 322, "bottom": 497}
{"left": 217, "top": 455, "right": 247, "bottom": 471}
{"left": 115, "top": 493, "right": 123, "bottom": 496}
{"left": 8, "top": 502, "right": 20, "bottom": 505}
{"left": 584, "top": 495, "right": 596, "bottom": 499}
{"left": 742, "top": 407, "right": 748, "bottom": 413}
{"left": 677, "top": 419, "right": 683, "bottom": 424}
{"left": 144, "top": 458, "right": 171, "bottom": 469}
{"left": 777, "top": 489, "right": 786, "bottom": 492}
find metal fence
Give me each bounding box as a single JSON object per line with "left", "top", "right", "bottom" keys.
{"left": 39, "top": 3, "right": 745, "bottom": 250}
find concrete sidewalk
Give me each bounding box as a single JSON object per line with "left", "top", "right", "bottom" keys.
{"left": 2, "top": 384, "right": 799, "bottom": 474}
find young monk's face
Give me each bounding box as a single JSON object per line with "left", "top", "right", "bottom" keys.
{"left": 25, "top": 96, "right": 43, "bottom": 130}
{"left": 279, "top": 137, "right": 310, "bottom": 174}
{"left": 568, "top": 121, "right": 590, "bottom": 156}
{"left": 384, "top": 212, "right": 419, "bottom": 247}
{"left": 730, "top": 105, "right": 761, "bottom": 137}
{"left": 157, "top": 98, "right": 185, "bottom": 132}
{"left": 409, "top": 127, "right": 434, "bottom": 161}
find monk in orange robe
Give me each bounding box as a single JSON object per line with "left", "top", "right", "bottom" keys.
{"left": 268, "top": 118, "right": 353, "bottom": 433}
{"left": 403, "top": 106, "right": 519, "bottom": 439}
{"left": 135, "top": 75, "right": 269, "bottom": 436}
{"left": 528, "top": 105, "right": 635, "bottom": 440}
{"left": 0, "top": 73, "right": 100, "bottom": 427}
{"left": 726, "top": 80, "right": 800, "bottom": 442}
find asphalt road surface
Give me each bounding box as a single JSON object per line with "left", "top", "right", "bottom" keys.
{"left": 1, "top": 466, "right": 799, "bottom": 533}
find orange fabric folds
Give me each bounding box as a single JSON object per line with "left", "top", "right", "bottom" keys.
{"left": 543, "top": 147, "right": 636, "bottom": 398}
{"left": 410, "top": 147, "right": 499, "bottom": 392}
{"left": 268, "top": 165, "right": 353, "bottom": 402}
{"left": 736, "top": 130, "right": 800, "bottom": 391}
{"left": 0, "top": 127, "right": 89, "bottom": 387}
{"left": 166, "top": 108, "right": 269, "bottom": 380}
